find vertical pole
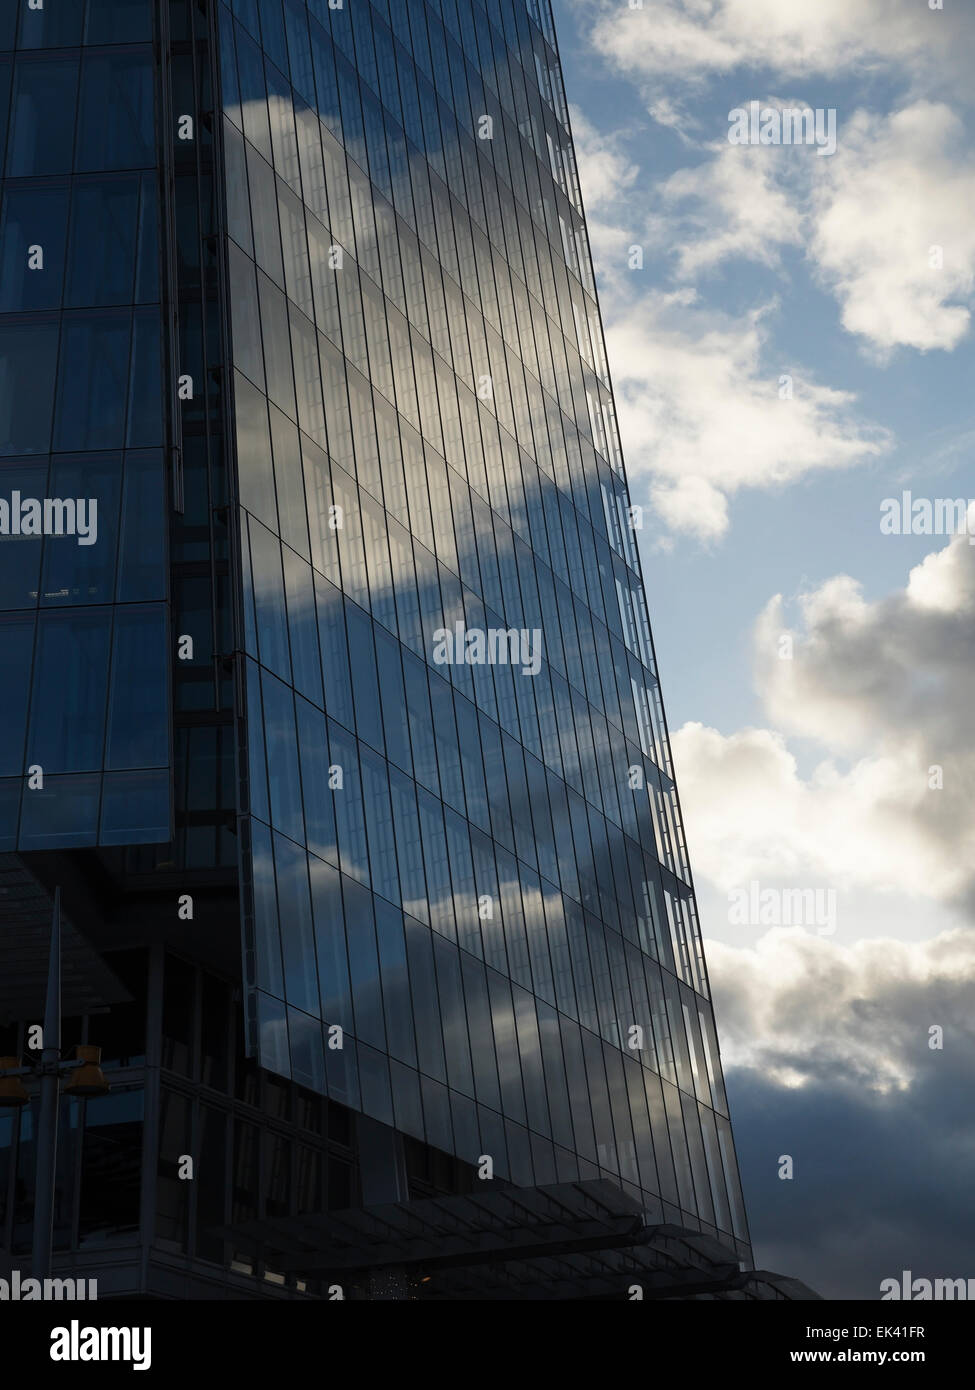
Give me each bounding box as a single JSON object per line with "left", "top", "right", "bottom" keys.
{"left": 31, "top": 887, "right": 62, "bottom": 1282}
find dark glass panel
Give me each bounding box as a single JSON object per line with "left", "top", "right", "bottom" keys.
{"left": 19, "top": 0, "right": 84, "bottom": 47}
{"left": 54, "top": 311, "right": 132, "bottom": 452}
{"left": 105, "top": 604, "right": 168, "bottom": 768}
{"left": 295, "top": 694, "right": 336, "bottom": 862}
{"left": 162, "top": 954, "right": 195, "bottom": 1075}
{"left": 65, "top": 176, "right": 139, "bottom": 307}
{"left": 6, "top": 54, "right": 79, "bottom": 176}
{"left": 17, "top": 771, "right": 100, "bottom": 848}
{"left": 100, "top": 768, "right": 169, "bottom": 844}
{"left": 27, "top": 606, "right": 111, "bottom": 771}
{"left": 0, "top": 320, "right": 58, "bottom": 454}
{"left": 126, "top": 308, "right": 162, "bottom": 445}
{"left": 40, "top": 452, "right": 121, "bottom": 605}
{"left": 274, "top": 831, "right": 318, "bottom": 1014}
{"left": 96, "top": 949, "right": 148, "bottom": 1069}
{"left": 0, "top": 776, "right": 19, "bottom": 848}
{"left": 0, "top": 183, "right": 69, "bottom": 310}
{"left": 156, "top": 1089, "right": 191, "bottom": 1250}
{"left": 117, "top": 449, "right": 166, "bottom": 601}
{"left": 76, "top": 51, "right": 154, "bottom": 172}
{"left": 85, "top": 0, "right": 154, "bottom": 45}
{"left": 0, "top": 614, "right": 33, "bottom": 775}
{"left": 195, "top": 1107, "right": 227, "bottom": 1262}
{"left": 78, "top": 1088, "right": 144, "bottom": 1245}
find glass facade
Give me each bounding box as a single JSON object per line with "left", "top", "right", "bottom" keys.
{"left": 0, "top": 0, "right": 758, "bottom": 1293}
{"left": 0, "top": 0, "right": 171, "bottom": 852}
{"left": 222, "top": 0, "right": 749, "bottom": 1255}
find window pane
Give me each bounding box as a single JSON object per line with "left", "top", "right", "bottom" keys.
{"left": 76, "top": 52, "right": 154, "bottom": 172}
{"left": 18, "top": 771, "right": 100, "bottom": 848}
{"left": 79, "top": 1088, "right": 144, "bottom": 1245}
{"left": 40, "top": 452, "right": 121, "bottom": 606}
{"left": 28, "top": 607, "right": 111, "bottom": 772}
{"left": 126, "top": 308, "right": 162, "bottom": 445}
{"left": 0, "top": 461, "right": 46, "bottom": 607}
{"left": 0, "top": 613, "right": 32, "bottom": 774}
{"left": 54, "top": 312, "right": 132, "bottom": 452}
{"left": 0, "top": 321, "right": 58, "bottom": 455}
{"left": 100, "top": 769, "right": 170, "bottom": 844}
{"left": 117, "top": 450, "right": 166, "bottom": 601}
{"left": 0, "top": 184, "right": 70, "bottom": 310}
{"left": 85, "top": 0, "right": 153, "bottom": 45}
{"left": 19, "top": 1, "right": 84, "bottom": 47}
{"left": 6, "top": 55, "right": 79, "bottom": 177}
{"left": 66, "top": 177, "right": 140, "bottom": 308}
{"left": 106, "top": 604, "right": 168, "bottom": 768}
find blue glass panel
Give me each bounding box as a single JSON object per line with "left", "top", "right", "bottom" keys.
{"left": 126, "top": 309, "right": 162, "bottom": 446}
{"left": 76, "top": 52, "right": 154, "bottom": 172}
{"left": 359, "top": 745, "right": 398, "bottom": 905}
{"left": 28, "top": 607, "right": 112, "bottom": 773}
{"left": 19, "top": 0, "right": 84, "bottom": 47}
{"left": 389, "top": 1059, "right": 423, "bottom": 1140}
{"left": 0, "top": 776, "right": 18, "bottom": 849}
{"left": 238, "top": 398, "right": 279, "bottom": 569}
{"left": 40, "top": 453, "right": 121, "bottom": 606}
{"left": 244, "top": 657, "right": 269, "bottom": 823}
{"left": 85, "top": 0, "right": 153, "bottom": 45}
{"left": 250, "top": 819, "right": 284, "bottom": 997}
{"left": 99, "top": 769, "right": 170, "bottom": 844}
{"left": 327, "top": 720, "right": 369, "bottom": 884}
{"left": 53, "top": 312, "right": 132, "bottom": 452}
{"left": 65, "top": 176, "right": 140, "bottom": 308}
{"left": 404, "top": 914, "right": 446, "bottom": 1083}
{"left": 0, "top": 461, "right": 46, "bottom": 607}
{"left": 0, "top": 613, "right": 32, "bottom": 774}
{"left": 341, "top": 875, "right": 386, "bottom": 1050}
{"left": 117, "top": 450, "right": 166, "bottom": 602}
{"left": 6, "top": 55, "right": 79, "bottom": 177}
{"left": 357, "top": 1043, "right": 392, "bottom": 1126}
{"left": 260, "top": 668, "right": 304, "bottom": 843}
{"left": 0, "top": 6, "right": 15, "bottom": 50}
{"left": 105, "top": 605, "right": 168, "bottom": 769}
{"left": 256, "top": 990, "right": 291, "bottom": 1079}
{"left": 314, "top": 574, "right": 354, "bottom": 730}
{"left": 287, "top": 1007, "right": 324, "bottom": 1092}
{"left": 19, "top": 772, "right": 100, "bottom": 849}
{"left": 273, "top": 832, "right": 318, "bottom": 1015}
{"left": 294, "top": 695, "right": 336, "bottom": 863}
{"left": 248, "top": 518, "right": 290, "bottom": 679}
{"left": 307, "top": 854, "right": 352, "bottom": 1032}
{"left": 0, "top": 184, "right": 69, "bottom": 310}
{"left": 258, "top": 0, "right": 289, "bottom": 79}
{"left": 134, "top": 173, "right": 159, "bottom": 303}
{"left": 281, "top": 547, "right": 321, "bottom": 705}
{"left": 0, "top": 321, "right": 58, "bottom": 455}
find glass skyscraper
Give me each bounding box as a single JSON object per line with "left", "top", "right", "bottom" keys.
{"left": 0, "top": 0, "right": 813, "bottom": 1300}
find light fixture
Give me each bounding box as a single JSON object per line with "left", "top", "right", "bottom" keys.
{"left": 63, "top": 1045, "right": 110, "bottom": 1099}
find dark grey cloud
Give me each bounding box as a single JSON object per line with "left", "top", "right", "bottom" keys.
{"left": 712, "top": 931, "right": 975, "bottom": 1299}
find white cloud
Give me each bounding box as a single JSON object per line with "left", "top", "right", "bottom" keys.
{"left": 657, "top": 139, "right": 804, "bottom": 278}
{"left": 630, "top": 101, "right": 975, "bottom": 353}
{"left": 671, "top": 525, "right": 975, "bottom": 910}
{"left": 708, "top": 926, "right": 975, "bottom": 1090}
{"left": 569, "top": 107, "right": 639, "bottom": 212}
{"left": 809, "top": 103, "right": 975, "bottom": 353}
{"left": 603, "top": 291, "right": 889, "bottom": 538}
{"left": 585, "top": 0, "right": 969, "bottom": 89}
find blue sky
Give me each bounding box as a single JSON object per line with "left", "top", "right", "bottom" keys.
{"left": 556, "top": 0, "right": 975, "bottom": 1298}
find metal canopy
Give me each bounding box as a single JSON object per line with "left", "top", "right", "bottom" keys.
{"left": 218, "top": 1179, "right": 778, "bottom": 1299}
{"left": 0, "top": 854, "right": 130, "bottom": 1023}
